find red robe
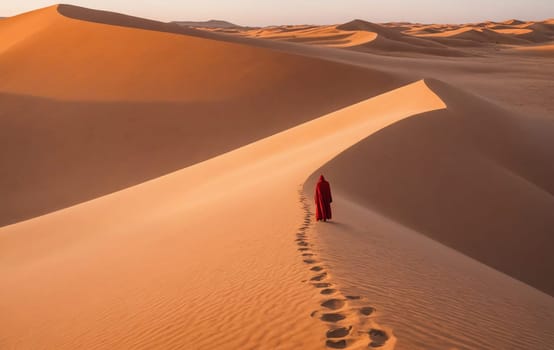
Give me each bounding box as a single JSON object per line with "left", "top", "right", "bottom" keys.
{"left": 315, "top": 175, "right": 332, "bottom": 221}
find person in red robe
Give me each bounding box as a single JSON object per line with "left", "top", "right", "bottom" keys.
{"left": 315, "top": 175, "right": 332, "bottom": 222}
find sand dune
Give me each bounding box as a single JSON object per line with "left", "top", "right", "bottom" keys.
{"left": 502, "top": 19, "right": 526, "bottom": 25}
{"left": 507, "top": 43, "right": 554, "bottom": 56}
{"left": 0, "top": 4, "right": 399, "bottom": 227}
{"left": 303, "top": 79, "right": 554, "bottom": 349}
{"left": 0, "top": 5, "right": 395, "bottom": 102}
{"left": 2, "top": 4, "right": 553, "bottom": 350}
{"left": 242, "top": 25, "right": 377, "bottom": 48}
{"left": 309, "top": 79, "right": 554, "bottom": 295}
{"left": 231, "top": 17, "right": 554, "bottom": 55}
{"left": 0, "top": 80, "right": 445, "bottom": 349}
{"left": 239, "top": 19, "right": 467, "bottom": 56}
{"left": 410, "top": 20, "right": 554, "bottom": 46}
{"left": 490, "top": 28, "right": 532, "bottom": 35}
{"left": 337, "top": 20, "right": 468, "bottom": 56}
{"left": 172, "top": 19, "right": 242, "bottom": 29}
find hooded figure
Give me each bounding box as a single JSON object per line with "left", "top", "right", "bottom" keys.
{"left": 315, "top": 175, "right": 332, "bottom": 221}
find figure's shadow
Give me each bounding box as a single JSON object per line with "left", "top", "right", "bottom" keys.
{"left": 320, "top": 221, "right": 352, "bottom": 231}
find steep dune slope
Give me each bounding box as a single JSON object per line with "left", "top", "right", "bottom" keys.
{"left": 0, "top": 5, "right": 400, "bottom": 227}
{"left": 0, "top": 81, "right": 446, "bottom": 350}
{"left": 310, "top": 79, "right": 554, "bottom": 295}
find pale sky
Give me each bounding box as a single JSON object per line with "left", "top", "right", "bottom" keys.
{"left": 2, "top": 1, "right": 553, "bottom": 26}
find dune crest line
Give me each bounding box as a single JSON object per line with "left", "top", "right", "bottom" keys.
{"left": 0, "top": 80, "right": 446, "bottom": 349}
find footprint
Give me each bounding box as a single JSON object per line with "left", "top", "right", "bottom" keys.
{"left": 311, "top": 273, "right": 328, "bottom": 281}
{"left": 313, "top": 282, "right": 332, "bottom": 288}
{"left": 326, "top": 339, "right": 347, "bottom": 349}
{"left": 368, "top": 329, "right": 389, "bottom": 347}
{"left": 345, "top": 295, "right": 361, "bottom": 300}
{"left": 321, "top": 288, "right": 337, "bottom": 295}
{"left": 298, "top": 248, "right": 309, "bottom": 252}
{"left": 298, "top": 241, "right": 309, "bottom": 246}
{"left": 360, "top": 306, "right": 376, "bottom": 316}
{"left": 304, "top": 259, "right": 317, "bottom": 264}
{"left": 310, "top": 266, "right": 324, "bottom": 271}
{"left": 321, "top": 313, "right": 346, "bottom": 322}
{"left": 302, "top": 253, "right": 314, "bottom": 257}
{"left": 326, "top": 326, "right": 352, "bottom": 338}
{"left": 321, "top": 299, "right": 345, "bottom": 310}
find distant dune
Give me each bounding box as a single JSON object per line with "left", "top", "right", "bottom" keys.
{"left": 172, "top": 19, "right": 243, "bottom": 29}
{"left": 241, "top": 24, "right": 378, "bottom": 48}
{"left": 509, "top": 43, "right": 554, "bottom": 57}
{"left": 230, "top": 17, "right": 554, "bottom": 55}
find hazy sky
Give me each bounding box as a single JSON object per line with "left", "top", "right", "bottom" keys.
{"left": 2, "top": 1, "right": 553, "bottom": 26}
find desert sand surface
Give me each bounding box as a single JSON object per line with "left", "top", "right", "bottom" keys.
{"left": 1, "top": 4, "right": 553, "bottom": 350}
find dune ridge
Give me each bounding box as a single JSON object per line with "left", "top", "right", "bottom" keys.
{"left": 0, "top": 4, "right": 400, "bottom": 227}
{"left": 1, "top": 80, "right": 445, "bottom": 349}
{"left": 303, "top": 79, "right": 554, "bottom": 349}
{"left": 310, "top": 78, "right": 554, "bottom": 295}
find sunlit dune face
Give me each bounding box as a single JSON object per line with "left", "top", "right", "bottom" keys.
{"left": 0, "top": 6, "right": 384, "bottom": 102}
{"left": 509, "top": 44, "right": 554, "bottom": 56}
{"left": 490, "top": 28, "right": 533, "bottom": 35}
{"left": 0, "top": 12, "right": 281, "bottom": 101}
{"left": 0, "top": 6, "right": 56, "bottom": 54}
{"left": 515, "top": 44, "right": 554, "bottom": 50}
{"left": 412, "top": 26, "right": 484, "bottom": 37}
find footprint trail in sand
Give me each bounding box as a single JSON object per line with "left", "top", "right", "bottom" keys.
{"left": 296, "top": 189, "right": 395, "bottom": 349}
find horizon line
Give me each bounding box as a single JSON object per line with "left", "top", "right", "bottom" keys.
{"left": 1, "top": 3, "right": 553, "bottom": 28}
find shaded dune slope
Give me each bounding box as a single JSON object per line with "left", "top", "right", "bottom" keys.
{"left": 0, "top": 5, "right": 401, "bottom": 227}
{"left": 311, "top": 79, "right": 554, "bottom": 295}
